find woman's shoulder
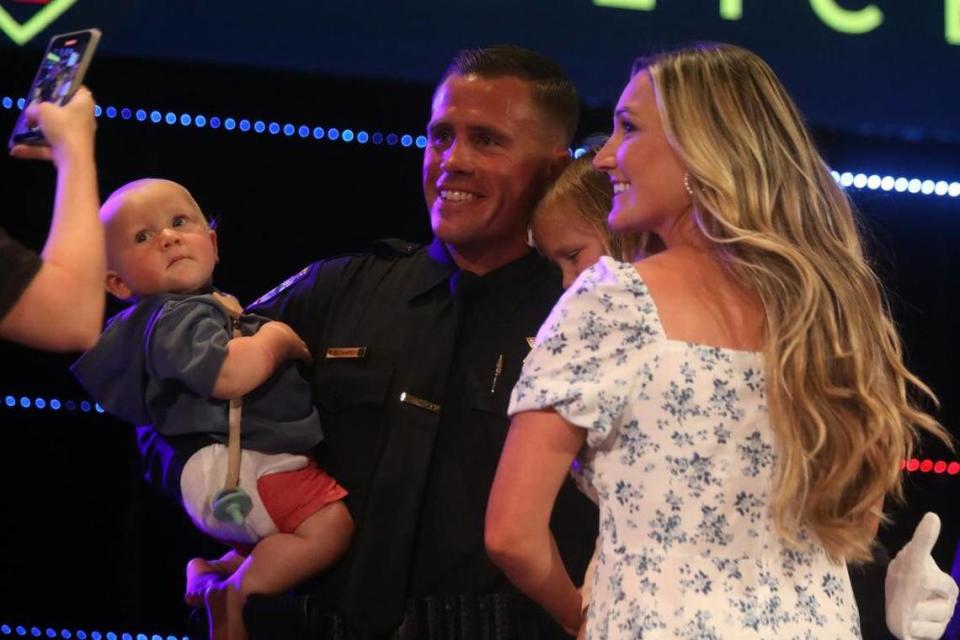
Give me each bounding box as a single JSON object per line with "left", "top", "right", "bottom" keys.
{"left": 540, "top": 256, "right": 664, "bottom": 348}
{"left": 567, "top": 256, "right": 652, "bottom": 303}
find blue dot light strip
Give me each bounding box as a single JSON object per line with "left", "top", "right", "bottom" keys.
{"left": 569, "top": 148, "right": 958, "bottom": 199}
{"left": 2, "top": 95, "right": 957, "bottom": 197}
{"left": 2, "top": 394, "right": 104, "bottom": 414}
{"left": 1, "top": 96, "right": 428, "bottom": 149}
{"left": 0, "top": 623, "right": 188, "bottom": 640}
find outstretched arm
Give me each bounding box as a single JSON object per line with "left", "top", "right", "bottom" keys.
{"left": 486, "top": 409, "right": 587, "bottom": 635}
{"left": 2, "top": 88, "right": 103, "bottom": 351}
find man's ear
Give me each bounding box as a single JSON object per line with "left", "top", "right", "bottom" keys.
{"left": 105, "top": 271, "right": 133, "bottom": 300}
{"left": 548, "top": 148, "right": 572, "bottom": 181}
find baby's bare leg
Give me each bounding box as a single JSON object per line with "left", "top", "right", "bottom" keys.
{"left": 240, "top": 500, "right": 353, "bottom": 595}
{"left": 205, "top": 501, "right": 354, "bottom": 638}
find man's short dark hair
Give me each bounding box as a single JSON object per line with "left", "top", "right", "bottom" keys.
{"left": 442, "top": 45, "right": 580, "bottom": 147}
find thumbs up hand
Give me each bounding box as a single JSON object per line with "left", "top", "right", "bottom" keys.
{"left": 886, "top": 513, "right": 959, "bottom": 639}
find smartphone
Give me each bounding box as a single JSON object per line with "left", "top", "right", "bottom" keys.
{"left": 8, "top": 28, "right": 101, "bottom": 149}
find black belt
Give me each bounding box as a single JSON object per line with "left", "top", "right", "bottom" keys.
{"left": 393, "top": 593, "right": 516, "bottom": 640}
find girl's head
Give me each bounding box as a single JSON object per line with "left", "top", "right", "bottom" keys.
{"left": 531, "top": 152, "right": 642, "bottom": 288}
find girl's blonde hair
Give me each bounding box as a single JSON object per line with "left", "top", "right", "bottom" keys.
{"left": 641, "top": 43, "right": 949, "bottom": 562}
{"left": 533, "top": 152, "right": 644, "bottom": 262}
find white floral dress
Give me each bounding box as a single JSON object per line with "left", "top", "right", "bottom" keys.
{"left": 508, "top": 257, "right": 861, "bottom": 639}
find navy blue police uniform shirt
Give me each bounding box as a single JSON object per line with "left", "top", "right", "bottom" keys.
{"left": 245, "top": 238, "right": 598, "bottom": 637}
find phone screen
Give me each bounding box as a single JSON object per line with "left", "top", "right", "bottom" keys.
{"left": 10, "top": 30, "right": 98, "bottom": 146}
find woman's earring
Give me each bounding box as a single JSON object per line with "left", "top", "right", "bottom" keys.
{"left": 683, "top": 173, "right": 694, "bottom": 196}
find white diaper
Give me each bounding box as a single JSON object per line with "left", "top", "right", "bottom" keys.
{"left": 179, "top": 444, "right": 309, "bottom": 545}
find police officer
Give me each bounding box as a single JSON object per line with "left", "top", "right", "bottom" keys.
{"left": 172, "top": 46, "right": 598, "bottom": 639}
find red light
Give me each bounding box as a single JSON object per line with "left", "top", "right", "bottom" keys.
{"left": 934, "top": 461, "right": 947, "bottom": 474}
{"left": 949, "top": 462, "right": 960, "bottom": 475}
{"left": 920, "top": 459, "right": 934, "bottom": 473}
{"left": 907, "top": 459, "right": 921, "bottom": 472}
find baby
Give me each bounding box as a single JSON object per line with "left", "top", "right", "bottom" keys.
{"left": 72, "top": 179, "right": 353, "bottom": 639}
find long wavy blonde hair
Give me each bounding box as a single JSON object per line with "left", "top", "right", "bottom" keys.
{"left": 641, "top": 43, "right": 949, "bottom": 562}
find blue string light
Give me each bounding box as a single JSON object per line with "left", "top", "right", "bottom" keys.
{"left": 2, "top": 95, "right": 956, "bottom": 196}
{"left": 0, "top": 625, "right": 187, "bottom": 640}
{"left": 2, "top": 393, "right": 104, "bottom": 415}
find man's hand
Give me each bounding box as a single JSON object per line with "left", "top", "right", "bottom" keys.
{"left": 886, "top": 512, "right": 959, "bottom": 639}
{"left": 10, "top": 86, "right": 96, "bottom": 166}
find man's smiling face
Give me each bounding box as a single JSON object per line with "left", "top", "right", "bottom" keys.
{"left": 423, "top": 73, "right": 563, "bottom": 270}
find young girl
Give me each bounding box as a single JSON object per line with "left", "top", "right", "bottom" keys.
{"left": 530, "top": 152, "right": 644, "bottom": 287}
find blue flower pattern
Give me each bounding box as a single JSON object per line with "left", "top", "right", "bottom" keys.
{"left": 509, "top": 258, "right": 861, "bottom": 638}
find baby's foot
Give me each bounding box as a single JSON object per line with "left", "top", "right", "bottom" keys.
{"left": 185, "top": 557, "right": 229, "bottom": 608}
{"left": 205, "top": 577, "right": 248, "bottom": 640}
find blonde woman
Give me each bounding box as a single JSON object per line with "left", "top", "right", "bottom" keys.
{"left": 486, "top": 43, "right": 950, "bottom": 638}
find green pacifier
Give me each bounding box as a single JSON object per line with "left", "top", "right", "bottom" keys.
{"left": 212, "top": 487, "right": 252, "bottom": 526}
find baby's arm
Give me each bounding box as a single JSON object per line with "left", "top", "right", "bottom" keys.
{"left": 211, "top": 321, "right": 311, "bottom": 399}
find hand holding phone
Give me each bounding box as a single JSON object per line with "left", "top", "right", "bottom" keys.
{"left": 9, "top": 28, "right": 101, "bottom": 150}
{"left": 10, "top": 86, "right": 97, "bottom": 164}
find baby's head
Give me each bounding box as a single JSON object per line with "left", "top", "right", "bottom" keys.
{"left": 100, "top": 179, "right": 218, "bottom": 301}
{"left": 532, "top": 153, "right": 641, "bottom": 288}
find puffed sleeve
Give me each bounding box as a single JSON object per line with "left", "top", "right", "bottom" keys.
{"left": 508, "top": 257, "right": 663, "bottom": 448}
{"left": 145, "top": 298, "right": 230, "bottom": 397}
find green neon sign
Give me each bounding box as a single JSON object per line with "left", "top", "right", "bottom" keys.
{"left": 948, "top": 0, "right": 960, "bottom": 44}
{"left": 593, "top": 1, "right": 959, "bottom": 45}
{"left": 808, "top": 0, "right": 883, "bottom": 34}
{"left": 593, "top": 0, "right": 656, "bottom": 9}
{"left": 0, "top": 0, "right": 77, "bottom": 46}
{"left": 720, "top": 0, "right": 742, "bottom": 20}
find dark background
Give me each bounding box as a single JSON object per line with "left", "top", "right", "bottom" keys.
{"left": 0, "top": 1, "right": 958, "bottom": 637}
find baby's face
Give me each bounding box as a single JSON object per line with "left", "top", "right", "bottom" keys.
{"left": 103, "top": 181, "right": 218, "bottom": 299}
{"left": 532, "top": 208, "right": 607, "bottom": 289}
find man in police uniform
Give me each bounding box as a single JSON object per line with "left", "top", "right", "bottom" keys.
{"left": 237, "top": 46, "right": 596, "bottom": 638}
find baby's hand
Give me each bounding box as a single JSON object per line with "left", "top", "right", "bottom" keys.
{"left": 10, "top": 86, "right": 97, "bottom": 165}
{"left": 260, "top": 321, "right": 312, "bottom": 364}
